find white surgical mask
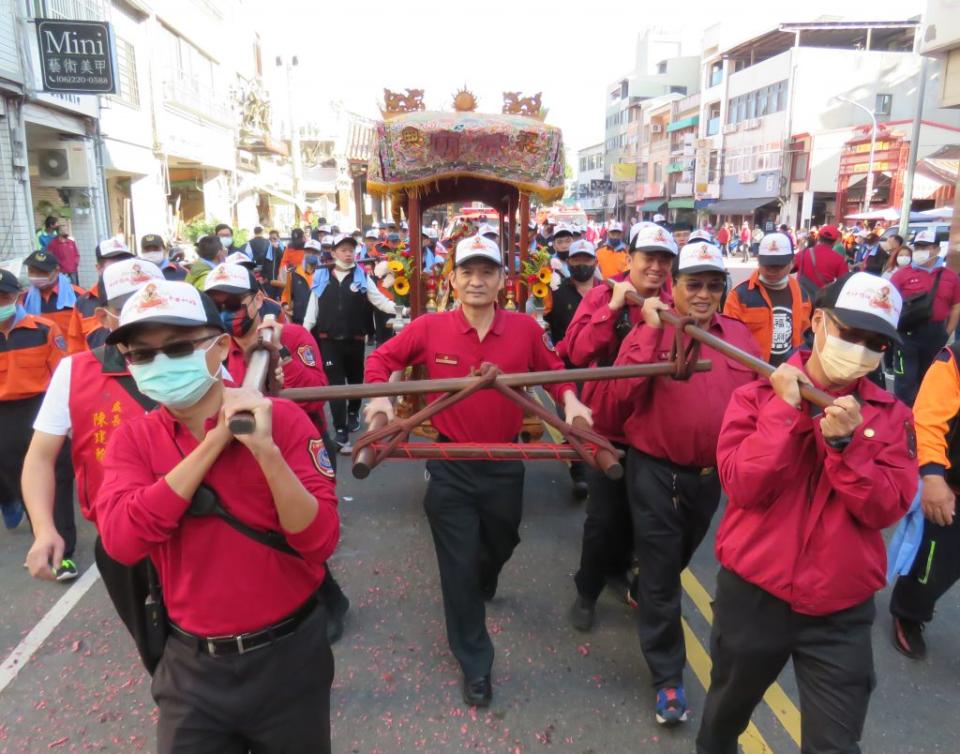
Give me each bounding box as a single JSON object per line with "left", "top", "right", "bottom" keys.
{"left": 761, "top": 274, "right": 790, "bottom": 290}
{"left": 896, "top": 255, "right": 911, "bottom": 267}
{"left": 816, "top": 323, "right": 882, "bottom": 384}
{"left": 334, "top": 259, "right": 355, "bottom": 271}
{"left": 912, "top": 250, "right": 931, "bottom": 265}
{"left": 28, "top": 274, "right": 55, "bottom": 289}
{"left": 141, "top": 251, "right": 165, "bottom": 264}
{"left": 219, "top": 236, "right": 233, "bottom": 249}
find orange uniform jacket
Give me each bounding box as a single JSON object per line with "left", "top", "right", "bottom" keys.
{"left": 22, "top": 283, "right": 86, "bottom": 354}
{"left": 723, "top": 272, "right": 812, "bottom": 363}
{"left": 67, "top": 284, "right": 104, "bottom": 353}
{"left": 0, "top": 311, "right": 67, "bottom": 401}
{"left": 913, "top": 346, "right": 960, "bottom": 482}
{"left": 596, "top": 245, "right": 628, "bottom": 279}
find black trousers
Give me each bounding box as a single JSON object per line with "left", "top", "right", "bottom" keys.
{"left": 373, "top": 309, "right": 394, "bottom": 346}
{"left": 626, "top": 449, "right": 721, "bottom": 689}
{"left": 894, "top": 319, "right": 948, "bottom": 406}
{"left": 574, "top": 450, "right": 632, "bottom": 600}
{"left": 890, "top": 513, "right": 960, "bottom": 624}
{"left": 319, "top": 339, "right": 365, "bottom": 431}
{"left": 152, "top": 605, "right": 334, "bottom": 754}
{"left": 0, "top": 395, "right": 76, "bottom": 558}
{"left": 697, "top": 569, "right": 876, "bottom": 754}
{"left": 422, "top": 458, "right": 525, "bottom": 679}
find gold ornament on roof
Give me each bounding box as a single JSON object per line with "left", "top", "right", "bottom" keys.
{"left": 502, "top": 91, "right": 544, "bottom": 119}
{"left": 452, "top": 87, "right": 478, "bottom": 112}
{"left": 382, "top": 88, "right": 425, "bottom": 117}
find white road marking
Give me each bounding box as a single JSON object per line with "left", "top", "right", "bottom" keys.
{"left": 0, "top": 565, "right": 101, "bottom": 695}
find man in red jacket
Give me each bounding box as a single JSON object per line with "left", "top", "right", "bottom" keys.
{"left": 560, "top": 223, "right": 676, "bottom": 633}
{"left": 697, "top": 272, "right": 918, "bottom": 754}
{"left": 793, "top": 224, "right": 849, "bottom": 295}
{"left": 607, "top": 241, "right": 760, "bottom": 727}
{"left": 46, "top": 220, "right": 81, "bottom": 283}
{"left": 95, "top": 280, "right": 339, "bottom": 753}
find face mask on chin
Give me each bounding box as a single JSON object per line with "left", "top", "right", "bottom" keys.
{"left": 0, "top": 302, "right": 16, "bottom": 322}
{"left": 761, "top": 273, "right": 790, "bottom": 290}
{"left": 141, "top": 251, "right": 165, "bottom": 265}
{"left": 912, "top": 250, "right": 931, "bottom": 265}
{"left": 334, "top": 259, "right": 355, "bottom": 272}
{"left": 815, "top": 320, "right": 882, "bottom": 384}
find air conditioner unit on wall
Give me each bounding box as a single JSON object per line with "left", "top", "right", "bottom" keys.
{"left": 32, "top": 142, "right": 90, "bottom": 188}
{"left": 651, "top": 123, "right": 663, "bottom": 133}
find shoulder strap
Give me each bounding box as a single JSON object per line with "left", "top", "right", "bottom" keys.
{"left": 932, "top": 267, "right": 945, "bottom": 297}
{"left": 92, "top": 346, "right": 158, "bottom": 412}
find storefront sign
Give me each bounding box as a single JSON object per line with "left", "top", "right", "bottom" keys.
{"left": 35, "top": 19, "right": 116, "bottom": 94}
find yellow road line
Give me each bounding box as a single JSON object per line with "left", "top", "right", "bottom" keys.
{"left": 536, "top": 387, "right": 801, "bottom": 750}
{"left": 683, "top": 618, "right": 776, "bottom": 754}
{"left": 682, "top": 570, "right": 802, "bottom": 746}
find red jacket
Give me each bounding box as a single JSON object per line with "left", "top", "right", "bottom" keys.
{"left": 46, "top": 236, "right": 80, "bottom": 274}
{"left": 793, "top": 243, "right": 848, "bottom": 288}
{"left": 558, "top": 276, "right": 672, "bottom": 443}
{"left": 714, "top": 351, "right": 918, "bottom": 616}
{"left": 610, "top": 314, "right": 760, "bottom": 466}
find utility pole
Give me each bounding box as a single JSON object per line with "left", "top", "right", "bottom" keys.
{"left": 899, "top": 56, "right": 929, "bottom": 237}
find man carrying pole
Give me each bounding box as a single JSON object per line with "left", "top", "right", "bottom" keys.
{"left": 362, "top": 234, "right": 593, "bottom": 708}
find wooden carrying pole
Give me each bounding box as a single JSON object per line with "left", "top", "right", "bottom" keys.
{"left": 278, "top": 360, "right": 711, "bottom": 403}
{"left": 603, "top": 279, "right": 835, "bottom": 409}
{"left": 228, "top": 315, "right": 277, "bottom": 434}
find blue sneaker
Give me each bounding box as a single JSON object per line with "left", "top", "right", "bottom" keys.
{"left": 1, "top": 501, "right": 24, "bottom": 530}
{"left": 655, "top": 686, "right": 689, "bottom": 726}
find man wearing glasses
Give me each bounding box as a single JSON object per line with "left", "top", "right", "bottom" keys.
{"left": 94, "top": 280, "right": 339, "bottom": 754}
{"left": 204, "top": 263, "right": 351, "bottom": 643}
{"left": 607, "top": 240, "right": 761, "bottom": 727}
{"left": 697, "top": 272, "right": 918, "bottom": 754}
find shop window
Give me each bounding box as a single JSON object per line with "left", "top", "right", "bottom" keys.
{"left": 875, "top": 93, "right": 892, "bottom": 116}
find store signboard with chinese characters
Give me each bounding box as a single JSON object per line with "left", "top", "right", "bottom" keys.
{"left": 35, "top": 19, "right": 116, "bottom": 95}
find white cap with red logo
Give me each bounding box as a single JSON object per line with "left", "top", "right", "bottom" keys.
{"left": 455, "top": 234, "right": 502, "bottom": 267}
{"left": 677, "top": 241, "right": 725, "bottom": 275}
{"left": 107, "top": 280, "right": 225, "bottom": 344}
{"left": 757, "top": 232, "right": 794, "bottom": 265}
{"left": 631, "top": 224, "right": 679, "bottom": 255}
{"left": 823, "top": 272, "right": 903, "bottom": 344}
{"left": 204, "top": 263, "right": 254, "bottom": 295}
{"left": 102, "top": 258, "right": 164, "bottom": 305}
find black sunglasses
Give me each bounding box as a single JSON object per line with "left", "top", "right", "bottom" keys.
{"left": 123, "top": 334, "right": 221, "bottom": 365}
{"left": 825, "top": 312, "right": 889, "bottom": 352}
{"left": 211, "top": 295, "right": 253, "bottom": 312}
{"left": 683, "top": 279, "right": 726, "bottom": 294}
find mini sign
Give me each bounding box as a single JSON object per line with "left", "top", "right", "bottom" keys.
{"left": 35, "top": 19, "right": 116, "bottom": 94}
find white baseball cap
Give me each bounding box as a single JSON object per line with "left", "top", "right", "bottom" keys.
{"left": 331, "top": 233, "right": 359, "bottom": 250}
{"left": 629, "top": 221, "right": 657, "bottom": 245}
{"left": 631, "top": 224, "right": 679, "bottom": 255}
{"left": 224, "top": 251, "right": 256, "bottom": 268}
{"left": 608, "top": 221, "right": 624, "bottom": 233}
{"left": 102, "top": 258, "right": 164, "bottom": 306}
{"left": 204, "top": 263, "right": 255, "bottom": 295}
{"left": 678, "top": 242, "right": 725, "bottom": 275}
{"left": 553, "top": 223, "right": 575, "bottom": 238}
{"left": 107, "top": 280, "right": 225, "bottom": 344}
{"left": 455, "top": 234, "right": 502, "bottom": 267}
{"left": 98, "top": 236, "right": 134, "bottom": 259}
{"left": 318, "top": 224, "right": 332, "bottom": 234}
{"left": 400, "top": 221, "right": 409, "bottom": 230}
{"left": 652, "top": 213, "right": 666, "bottom": 223}
{"left": 426, "top": 228, "right": 439, "bottom": 240}
{"left": 364, "top": 229, "right": 379, "bottom": 240}
{"left": 914, "top": 229, "right": 937, "bottom": 246}
{"left": 687, "top": 229, "right": 715, "bottom": 245}
{"left": 568, "top": 240, "right": 596, "bottom": 258}
{"left": 478, "top": 223, "right": 499, "bottom": 237}
{"left": 757, "top": 233, "right": 794, "bottom": 266}
{"left": 821, "top": 272, "right": 903, "bottom": 344}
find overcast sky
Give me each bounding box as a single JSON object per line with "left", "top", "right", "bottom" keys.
{"left": 270, "top": 0, "right": 923, "bottom": 159}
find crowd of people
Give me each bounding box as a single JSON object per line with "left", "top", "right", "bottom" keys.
{"left": 0, "top": 210, "right": 955, "bottom": 754}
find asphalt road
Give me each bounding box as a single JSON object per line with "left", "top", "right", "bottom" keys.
{"left": 0, "top": 354, "right": 958, "bottom": 753}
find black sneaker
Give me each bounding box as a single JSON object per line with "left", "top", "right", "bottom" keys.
{"left": 892, "top": 616, "right": 927, "bottom": 660}
{"left": 462, "top": 674, "right": 492, "bottom": 707}
{"left": 569, "top": 594, "right": 596, "bottom": 632}
{"left": 335, "top": 429, "right": 352, "bottom": 455}
{"left": 55, "top": 559, "right": 78, "bottom": 582}
{"left": 347, "top": 413, "right": 361, "bottom": 433}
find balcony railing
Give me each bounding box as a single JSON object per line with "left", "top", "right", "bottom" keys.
{"left": 163, "top": 71, "right": 231, "bottom": 125}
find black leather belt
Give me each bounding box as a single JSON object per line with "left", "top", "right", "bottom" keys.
{"left": 169, "top": 593, "right": 321, "bottom": 657}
